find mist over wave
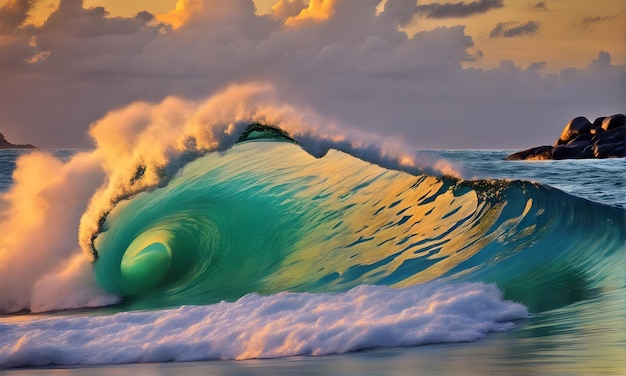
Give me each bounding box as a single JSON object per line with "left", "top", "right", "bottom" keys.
{"left": 0, "top": 151, "right": 118, "bottom": 313}
{"left": 0, "top": 82, "right": 460, "bottom": 314}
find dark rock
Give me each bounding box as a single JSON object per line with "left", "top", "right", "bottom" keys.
{"left": 609, "top": 126, "right": 625, "bottom": 139}
{"left": 505, "top": 145, "right": 553, "bottom": 160}
{"left": 0, "top": 132, "right": 36, "bottom": 149}
{"left": 566, "top": 139, "right": 592, "bottom": 150}
{"left": 608, "top": 146, "right": 625, "bottom": 158}
{"left": 593, "top": 116, "right": 606, "bottom": 128}
{"left": 590, "top": 127, "right": 605, "bottom": 135}
{"left": 593, "top": 142, "right": 618, "bottom": 158}
{"left": 556, "top": 116, "right": 592, "bottom": 145}
{"left": 553, "top": 144, "right": 585, "bottom": 160}
{"left": 568, "top": 133, "right": 593, "bottom": 143}
{"left": 594, "top": 127, "right": 625, "bottom": 145}
{"left": 589, "top": 127, "right": 625, "bottom": 158}
{"left": 506, "top": 113, "right": 625, "bottom": 160}
{"left": 601, "top": 114, "right": 626, "bottom": 131}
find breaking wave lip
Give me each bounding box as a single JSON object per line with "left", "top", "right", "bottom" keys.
{"left": 0, "top": 282, "right": 528, "bottom": 368}
{"left": 74, "top": 83, "right": 468, "bottom": 265}
{"left": 85, "top": 120, "right": 464, "bottom": 262}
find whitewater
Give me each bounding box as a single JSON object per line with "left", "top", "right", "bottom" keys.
{"left": 0, "top": 84, "right": 624, "bottom": 374}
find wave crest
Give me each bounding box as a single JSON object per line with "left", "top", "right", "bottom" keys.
{"left": 81, "top": 82, "right": 462, "bottom": 261}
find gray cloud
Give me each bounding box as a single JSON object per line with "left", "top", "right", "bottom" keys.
{"left": 0, "top": 0, "right": 35, "bottom": 34}
{"left": 579, "top": 15, "right": 618, "bottom": 29}
{"left": 270, "top": 0, "right": 306, "bottom": 20}
{"left": 379, "top": 0, "right": 418, "bottom": 26}
{"left": 416, "top": 0, "right": 503, "bottom": 19}
{"left": 590, "top": 50, "right": 612, "bottom": 67}
{"left": 531, "top": 1, "right": 548, "bottom": 11}
{"left": 526, "top": 61, "right": 546, "bottom": 71}
{"left": 490, "top": 20, "right": 541, "bottom": 38}
{"left": 0, "top": 0, "right": 623, "bottom": 149}
{"left": 135, "top": 11, "right": 155, "bottom": 24}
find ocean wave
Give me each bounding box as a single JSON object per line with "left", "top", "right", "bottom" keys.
{"left": 0, "top": 83, "right": 459, "bottom": 314}
{"left": 92, "top": 140, "right": 625, "bottom": 313}
{"left": 0, "top": 83, "right": 623, "bottom": 320}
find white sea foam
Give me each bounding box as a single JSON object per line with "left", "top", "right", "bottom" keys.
{"left": 0, "top": 282, "right": 527, "bottom": 368}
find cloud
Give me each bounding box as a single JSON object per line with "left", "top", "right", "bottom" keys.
{"left": 526, "top": 61, "right": 546, "bottom": 71}
{"left": 284, "top": 0, "right": 339, "bottom": 27}
{"left": 578, "top": 15, "right": 618, "bottom": 29}
{"left": 530, "top": 1, "right": 548, "bottom": 11}
{"left": 416, "top": 0, "right": 504, "bottom": 19}
{"left": 378, "top": 0, "right": 420, "bottom": 27}
{"left": 156, "top": 0, "right": 199, "bottom": 29}
{"left": 0, "top": 0, "right": 35, "bottom": 34}
{"left": 0, "top": 0, "right": 623, "bottom": 150}
{"left": 271, "top": 0, "right": 307, "bottom": 20}
{"left": 24, "top": 49, "right": 51, "bottom": 64}
{"left": 135, "top": 10, "right": 155, "bottom": 24}
{"left": 490, "top": 20, "right": 541, "bottom": 38}
{"left": 590, "top": 50, "right": 612, "bottom": 68}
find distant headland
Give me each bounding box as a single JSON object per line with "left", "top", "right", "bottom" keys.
{"left": 0, "top": 132, "right": 36, "bottom": 149}
{"left": 507, "top": 114, "right": 625, "bottom": 160}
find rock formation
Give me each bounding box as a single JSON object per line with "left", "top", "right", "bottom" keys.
{"left": 506, "top": 114, "right": 625, "bottom": 160}
{"left": 0, "top": 132, "right": 36, "bottom": 149}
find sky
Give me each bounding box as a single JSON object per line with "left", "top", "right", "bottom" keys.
{"left": 0, "top": 0, "right": 624, "bottom": 149}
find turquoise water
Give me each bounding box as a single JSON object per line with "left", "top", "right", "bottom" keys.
{"left": 0, "top": 143, "right": 624, "bottom": 375}
{"left": 93, "top": 142, "right": 624, "bottom": 314}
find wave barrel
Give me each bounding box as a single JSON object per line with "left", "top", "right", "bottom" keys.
{"left": 120, "top": 241, "right": 172, "bottom": 295}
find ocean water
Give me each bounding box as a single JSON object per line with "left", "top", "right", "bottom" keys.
{"left": 0, "top": 133, "right": 624, "bottom": 375}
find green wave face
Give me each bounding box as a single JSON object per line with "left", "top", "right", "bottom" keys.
{"left": 94, "top": 141, "right": 626, "bottom": 311}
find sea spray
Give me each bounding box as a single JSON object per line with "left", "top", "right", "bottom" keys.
{"left": 0, "top": 152, "right": 117, "bottom": 313}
